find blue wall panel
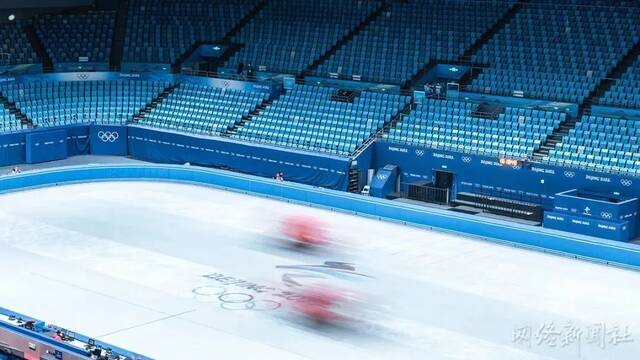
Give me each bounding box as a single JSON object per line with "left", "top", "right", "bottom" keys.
{"left": 127, "top": 126, "right": 350, "bottom": 190}
{"left": 25, "top": 130, "right": 67, "bottom": 164}
{"left": 544, "top": 212, "right": 630, "bottom": 242}
{"left": 0, "top": 132, "right": 26, "bottom": 166}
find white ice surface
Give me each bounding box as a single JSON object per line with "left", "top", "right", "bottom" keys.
{"left": 0, "top": 181, "right": 639, "bottom": 360}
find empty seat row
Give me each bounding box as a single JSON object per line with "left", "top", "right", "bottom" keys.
{"left": 124, "top": 0, "right": 259, "bottom": 64}
{"left": 545, "top": 114, "right": 640, "bottom": 175}
{"left": 225, "top": 0, "right": 377, "bottom": 74}
{"left": 385, "top": 98, "right": 560, "bottom": 158}
{"left": 316, "top": 0, "right": 515, "bottom": 85}
{"left": 233, "top": 84, "right": 410, "bottom": 155}
{"left": 0, "top": 80, "right": 169, "bottom": 127}
{"left": 139, "top": 83, "right": 268, "bottom": 135}
{"left": 35, "top": 11, "right": 115, "bottom": 64}
{"left": 0, "top": 22, "right": 38, "bottom": 66}
{"left": 470, "top": 1, "right": 640, "bottom": 103}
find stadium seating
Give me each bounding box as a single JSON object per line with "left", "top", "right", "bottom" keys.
{"left": 0, "top": 80, "right": 170, "bottom": 127}
{"left": 546, "top": 115, "right": 640, "bottom": 175}
{"left": 35, "top": 11, "right": 115, "bottom": 64}
{"left": 316, "top": 0, "right": 515, "bottom": 85}
{"left": 138, "top": 83, "right": 268, "bottom": 135}
{"left": 0, "top": 103, "right": 25, "bottom": 133}
{"left": 385, "top": 99, "right": 562, "bottom": 158}
{"left": 469, "top": 1, "right": 640, "bottom": 103}
{"left": 0, "top": 22, "right": 38, "bottom": 66}
{"left": 224, "top": 0, "right": 377, "bottom": 74}
{"left": 234, "top": 84, "right": 410, "bottom": 155}
{"left": 124, "top": 0, "right": 259, "bottom": 65}
{"left": 599, "top": 56, "right": 640, "bottom": 109}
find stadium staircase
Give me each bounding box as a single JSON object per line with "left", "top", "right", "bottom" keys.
{"left": 348, "top": 169, "right": 360, "bottom": 193}
{"left": 356, "top": 99, "right": 414, "bottom": 158}
{"left": 376, "top": 100, "right": 415, "bottom": 142}
{"left": 533, "top": 34, "right": 640, "bottom": 162}
{"left": 403, "top": 0, "right": 528, "bottom": 90}
{"left": 131, "top": 84, "right": 178, "bottom": 124}
{"left": 579, "top": 37, "right": 640, "bottom": 116}
{"left": 531, "top": 116, "right": 578, "bottom": 162}
{"left": 223, "top": 96, "right": 275, "bottom": 137}
{"left": 348, "top": 100, "right": 413, "bottom": 194}
{"left": 458, "top": 0, "right": 527, "bottom": 67}
{"left": 23, "top": 24, "right": 53, "bottom": 73}
{"left": 171, "top": 0, "right": 270, "bottom": 73}
{"left": 0, "top": 93, "right": 32, "bottom": 128}
{"left": 109, "top": 0, "right": 129, "bottom": 71}
{"left": 301, "top": 1, "right": 389, "bottom": 78}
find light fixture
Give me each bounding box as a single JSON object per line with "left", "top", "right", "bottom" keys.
{"left": 8, "top": 14, "right": 15, "bottom": 21}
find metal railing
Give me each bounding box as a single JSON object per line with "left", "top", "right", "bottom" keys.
{"left": 408, "top": 183, "right": 451, "bottom": 205}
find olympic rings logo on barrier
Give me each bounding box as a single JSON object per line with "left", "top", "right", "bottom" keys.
{"left": 97, "top": 131, "right": 119, "bottom": 143}
{"left": 600, "top": 212, "right": 613, "bottom": 220}
{"left": 461, "top": 156, "right": 472, "bottom": 163}
{"left": 192, "top": 286, "right": 282, "bottom": 311}
{"left": 415, "top": 149, "right": 425, "bottom": 157}
{"left": 621, "top": 179, "right": 633, "bottom": 187}
{"left": 564, "top": 171, "right": 575, "bottom": 178}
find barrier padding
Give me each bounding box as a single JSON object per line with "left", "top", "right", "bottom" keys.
{"left": 1, "top": 164, "right": 639, "bottom": 270}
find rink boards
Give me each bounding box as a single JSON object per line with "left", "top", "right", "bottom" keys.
{"left": 1, "top": 164, "right": 639, "bottom": 270}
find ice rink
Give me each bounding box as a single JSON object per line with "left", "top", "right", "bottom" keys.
{"left": 1, "top": 181, "right": 639, "bottom": 359}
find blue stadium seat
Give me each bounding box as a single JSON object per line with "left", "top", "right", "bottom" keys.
{"left": 233, "top": 84, "right": 410, "bottom": 155}
{"left": 139, "top": 83, "right": 268, "bottom": 135}
{"left": 469, "top": 0, "right": 640, "bottom": 103}
{"left": 0, "top": 21, "right": 38, "bottom": 66}
{"left": 35, "top": 11, "right": 115, "bottom": 65}
{"left": 384, "top": 98, "right": 561, "bottom": 158}
{"left": 316, "top": 0, "right": 515, "bottom": 85}
{"left": 0, "top": 80, "right": 170, "bottom": 127}
{"left": 546, "top": 114, "right": 640, "bottom": 175}
{"left": 124, "top": 0, "right": 259, "bottom": 65}
{"left": 599, "top": 56, "right": 640, "bottom": 109}
{"left": 224, "top": 0, "right": 377, "bottom": 74}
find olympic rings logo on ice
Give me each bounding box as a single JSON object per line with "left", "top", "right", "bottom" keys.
{"left": 192, "top": 286, "right": 281, "bottom": 311}
{"left": 564, "top": 171, "right": 575, "bottom": 178}
{"left": 621, "top": 179, "right": 633, "bottom": 187}
{"left": 600, "top": 212, "right": 613, "bottom": 220}
{"left": 97, "top": 131, "right": 119, "bottom": 143}
{"left": 77, "top": 73, "right": 89, "bottom": 80}
{"left": 461, "top": 156, "right": 472, "bottom": 163}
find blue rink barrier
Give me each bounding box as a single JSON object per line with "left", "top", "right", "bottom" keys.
{"left": 0, "top": 306, "right": 150, "bottom": 360}
{"left": 1, "top": 164, "right": 639, "bottom": 270}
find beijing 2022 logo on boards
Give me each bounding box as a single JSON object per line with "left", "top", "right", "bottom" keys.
{"left": 97, "top": 131, "right": 119, "bottom": 143}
